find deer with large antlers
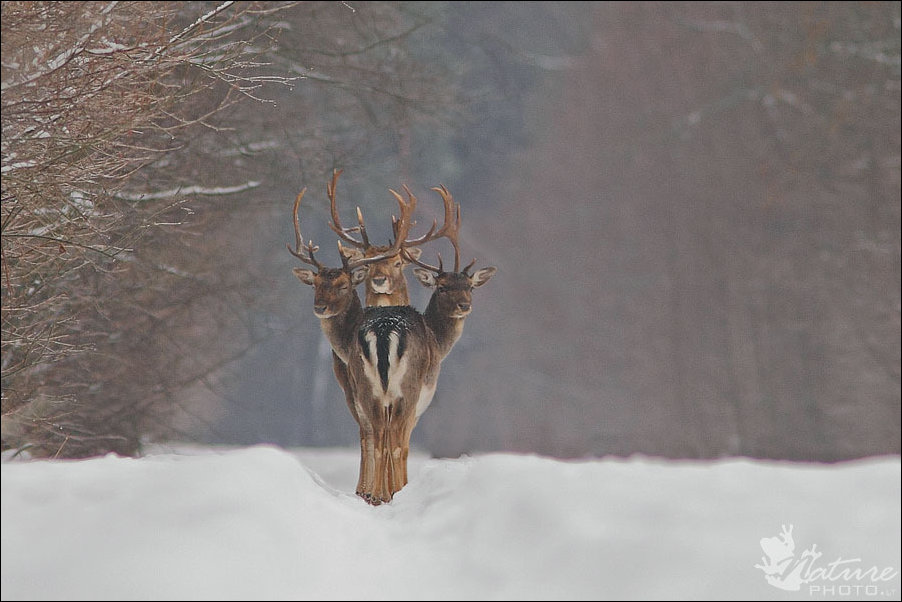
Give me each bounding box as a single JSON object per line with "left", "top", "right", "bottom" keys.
{"left": 348, "top": 186, "right": 495, "bottom": 503}
{"left": 290, "top": 179, "right": 495, "bottom": 504}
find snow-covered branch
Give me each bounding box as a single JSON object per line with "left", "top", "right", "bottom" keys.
{"left": 113, "top": 181, "right": 261, "bottom": 202}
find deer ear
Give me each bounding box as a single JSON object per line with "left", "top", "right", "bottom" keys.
{"left": 350, "top": 266, "right": 369, "bottom": 285}
{"left": 293, "top": 267, "right": 317, "bottom": 286}
{"left": 403, "top": 247, "right": 422, "bottom": 261}
{"left": 413, "top": 268, "right": 436, "bottom": 287}
{"left": 470, "top": 266, "right": 497, "bottom": 288}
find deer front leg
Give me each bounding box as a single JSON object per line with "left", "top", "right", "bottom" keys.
{"left": 332, "top": 353, "right": 358, "bottom": 423}
{"left": 351, "top": 393, "right": 378, "bottom": 503}
{"left": 369, "top": 402, "right": 396, "bottom": 505}
{"left": 356, "top": 424, "right": 375, "bottom": 500}
{"left": 334, "top": 354, "right": 373, "bottom": 499}
{"left": 369, "top": 437, "right": 388, "bottom": 504}
{"left": 397, "top": 416, "right": 417, "bottom": 492}
{"left": 377, "top": 398, "right": 417, "bottom": 499}
{"left": 391, "top": 402, "right": 420, "bottom": 495}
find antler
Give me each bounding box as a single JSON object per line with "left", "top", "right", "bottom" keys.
{"left": 397, "top": 184, "right": 456, "bottom": 250}
{"left": 329, "top": 168, "right": 462, "bottom": 263}
{"left": 286, "top": 188, "right": 323, "bottom": 269}
{"left": 401, "top": 185, "right": 478, "bottom": 274}
{"left": 344, "top": 185, "right": 417, "bottom": 269}
{"left": 326, "top": 172, "right": 477, "bottom": 272}
{"left": 328, "top": 169, "right": 370, "bottom": 248}
{"left": 387, "top": 184, "right": 421, "bottom": 245}
{"left": 430, "top": 185, "right": 461, "bottom": 272}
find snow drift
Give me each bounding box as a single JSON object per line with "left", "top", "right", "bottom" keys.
{"left": 2, "top": 445, "right": 899, "bottom": 600}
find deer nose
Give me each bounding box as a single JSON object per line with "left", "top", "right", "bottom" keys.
{"left": 314, "top": 304, "right": 327, "bottom": 315}
{"left": 372, "top": 276, "right": 387, "bottom": 286}
{"left": 457, "top": 302, "right": 471, "bottom": 313}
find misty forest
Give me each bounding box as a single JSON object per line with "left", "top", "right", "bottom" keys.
{"left": 2, "top": 1, "right": 900, "bottom": 465}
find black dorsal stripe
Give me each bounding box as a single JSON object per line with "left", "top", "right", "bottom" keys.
{"left": 376, "top": 330, "right": 391, "bottom": 392}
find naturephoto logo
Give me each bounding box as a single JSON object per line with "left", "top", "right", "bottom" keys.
{"left": 754, "top": 525, "right": 898, "bottom": 597}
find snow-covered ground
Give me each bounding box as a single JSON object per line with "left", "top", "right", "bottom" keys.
{"left": 1, "top": 445, "right": 899, "bottom": 601}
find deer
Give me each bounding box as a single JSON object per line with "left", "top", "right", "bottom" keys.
{"left": 341, "top": 186, "right": 494, "bottom": 504}
{"left": 290, "top": 181, "right": 495, "bottom": 505}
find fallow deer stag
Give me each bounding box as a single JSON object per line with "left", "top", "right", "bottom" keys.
{"left": 350, "top": 186, "right": 495, "bottom": 503}
{"left": 290, "top": 182, "right": 495, "bottom": 505}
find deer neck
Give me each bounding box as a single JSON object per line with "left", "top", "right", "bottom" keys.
{"left": 423, "top": 296, "right": 466, "bottom": 359}
{"left": 319, "top": 291, "right": 364, "bottom": 363}
{"left": 365, "top": 285, "right": 409, "bottom": 307}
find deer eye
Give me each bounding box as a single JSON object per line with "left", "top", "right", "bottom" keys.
{"left": 393, "top": 260, "right": 402, "bottom": 268}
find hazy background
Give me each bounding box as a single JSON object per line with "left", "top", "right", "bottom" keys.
{"left": 196, "top": 1, "right": 901, "bottom": 461}
{"left": 3, "top": 2, "right": 899, "bottom": 462}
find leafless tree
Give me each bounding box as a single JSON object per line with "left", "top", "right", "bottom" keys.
{"left": 1, "top": 1, "right": 294, "bottom": 456}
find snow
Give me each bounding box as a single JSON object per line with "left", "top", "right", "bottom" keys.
{"left": 0, "top": 160, "right": 37, "bottom": 174}
{"left": 1, "top": 445, "right": 899, "bottom": 601}
{"left": 86, "top": 40, "right": 134, "bottom": 55}
{"left": 0, "top": 3, "right": 117, "bottom": 92}
{"left": 113, "top": 180, "right": 261, "bottom": 202}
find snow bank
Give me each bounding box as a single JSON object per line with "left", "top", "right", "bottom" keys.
{"left": 2, "top": 446, "right": 899, "bottom": 600}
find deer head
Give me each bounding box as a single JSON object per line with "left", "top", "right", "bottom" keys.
{"left": 411, "top": 265, "right": 497, "bottom": 318}
{"left": 338, "top": 246, "right": 422, "bottom": 303}
{"left": 328, "top": 170, "right": 457, "bottom": 306}
{"left": 407, "top": 185, "right": 495, "bottom": 314}
{"left": 293, "top": 263, "right": 368, "bottom": 318}
{"left": 288, "top": 187, "right": 410, "bottom": 318}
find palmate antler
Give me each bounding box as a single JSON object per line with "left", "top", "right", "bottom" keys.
{"left": 290, "top": 175, "right": 416, "bottom": 271}
{"left": 402, "top": 185, "right": 477, "bottom": 275}
{"left": 328, "top": 169, "right": 468, "bottom": 259}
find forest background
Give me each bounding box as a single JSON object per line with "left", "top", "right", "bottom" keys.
{"left": 2, "top": 1, "right": 899, "bottom": 462}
